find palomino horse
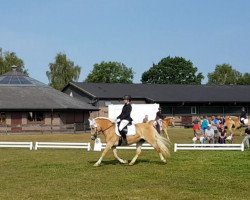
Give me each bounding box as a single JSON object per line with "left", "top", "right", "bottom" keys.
{"left": 89, "top": 117, "right": 170, "bottom": 167}
{"left": 224, "top": 116, "right": 247, "bottom": 136}
{"left": 147, "top": 117, "right": 175, "bottom": 140}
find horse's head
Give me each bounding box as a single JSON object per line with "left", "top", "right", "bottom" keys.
{"left": 163, "top": 117, "right": 175, "bottom": 128}
{"left": 88, "top": 117, "right": 115, "bottom": 140}
{"left": 89, "top": 118, "right": 100, "bottom": 140}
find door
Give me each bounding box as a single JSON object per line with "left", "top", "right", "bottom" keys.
{"left": 11, "top": 112, "right": 22, "bottom": 132}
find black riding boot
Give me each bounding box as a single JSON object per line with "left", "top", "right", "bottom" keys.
{"left": 120, "top": 129, "right": 128, "bottom": 146}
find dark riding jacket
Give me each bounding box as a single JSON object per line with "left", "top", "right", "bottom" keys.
{"left": 155, "top": 111, "right": 164, "bottom": 120}
{"left": 117, "top": 103, "right": 133, "bottom": 122}
{"left": 240, "top": 110, "right": 247, "bottom": 119}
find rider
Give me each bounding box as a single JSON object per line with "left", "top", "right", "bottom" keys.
{"left": 155, "top": 107, "right": 164, "bottom": 134}
{"left": 116, "top": 95, "right": 133, "bottom": 145}
{"left": 240, "top": 107, "right": 247, "bottom": 125}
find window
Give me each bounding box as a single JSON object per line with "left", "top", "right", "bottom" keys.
{"left": 27, "top": 112, "right": 44, "bottom": 122}
{"left": 174, "top": 106, "right": 192, "bottom": 115}
{"left": 0, "top": 112, "right": 6, "bottom": 124}
{"left": 191, "top": 107, "right": 196, "bottom": 114}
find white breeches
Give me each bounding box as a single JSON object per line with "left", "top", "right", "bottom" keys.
{"left": 118, "top": 120, "right": 129, "bottom": 131}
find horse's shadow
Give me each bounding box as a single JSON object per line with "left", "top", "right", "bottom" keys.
{"left": 88, "top": 159, "right": 166, "bottom": 166}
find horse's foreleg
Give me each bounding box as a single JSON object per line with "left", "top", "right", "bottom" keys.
{"left": 129, "top": 144, "right": 142, "bottom": 166}
{"left": 112, "top": 147, "right": 128, "bottom": 164}
{"left": 94, "top": 144, "right": 112, "bottom": 167}
{"left": 162, "top": 129, "right": 170, "bottom": 141}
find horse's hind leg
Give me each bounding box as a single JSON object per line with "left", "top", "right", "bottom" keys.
{"left": 112, "top": 147, "right": 128, "bottom": 164}
{"left": 159, "top": 153, "right": 167, "bottom": 163}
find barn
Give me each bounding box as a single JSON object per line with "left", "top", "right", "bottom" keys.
{"left": 0, "top": 67, "right": 98, "bottom": 133}
{"left": 62, "top": 82, "right": 250, "bottom": 126}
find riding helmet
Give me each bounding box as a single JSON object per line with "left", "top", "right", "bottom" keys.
{"left": 123, "top": 95, "right": 131, "bottom": 101}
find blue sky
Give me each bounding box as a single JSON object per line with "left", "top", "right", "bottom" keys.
{"left": 1, "top": 0, "right": 250, "bottom": 84}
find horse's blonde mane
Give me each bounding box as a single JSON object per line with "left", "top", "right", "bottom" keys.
{"left": 94, "top": 117, "right": 115, "bottom": 123}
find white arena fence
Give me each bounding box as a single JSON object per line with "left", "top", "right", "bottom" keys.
{"left": 0, "top": 141, "right": 33, "bottom": 150}
{"left": 174, "top": 143, "right": 244, "bottom": 152}
{"left": 34, "top": 142, "right": 91, "bottom": 151}
{"left": 0, "top": 141, "right": 245, "bottom": 152}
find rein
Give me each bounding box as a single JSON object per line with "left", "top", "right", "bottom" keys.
{"left": 93, "top": 121, "right": 114, "bottom": 134}
{"left": 101, "top": 123, "right": 114, "bottom": 133}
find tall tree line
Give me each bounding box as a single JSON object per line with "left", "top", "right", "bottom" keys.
{"left": 1, "top": 47, "right": 250, "bottom": 89}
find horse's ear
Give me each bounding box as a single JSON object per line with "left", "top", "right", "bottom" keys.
{"left": 88, "top": 119, "right": 95, "bottom": 126}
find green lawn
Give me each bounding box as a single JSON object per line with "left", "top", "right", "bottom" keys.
{"left": 0, "top": 128, "right": 249, "bottom": 200}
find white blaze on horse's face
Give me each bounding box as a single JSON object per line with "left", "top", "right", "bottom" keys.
{"left": 89, "top": 119, "right": 98, "bottom": 140}
{"left": 171, "top": 117, "right": 175, "bottom": 127}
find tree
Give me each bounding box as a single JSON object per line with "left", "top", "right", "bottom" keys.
{"left": 0, "top": 48, "right": 28, "bottom": 75}
{"left": 141, "top": 56, "right": 203, "bottom": 84}
{"left": 207, "top": 64, "right": 242, "bottom": 85}
{"left": 237, "top": 73, "right": 250, "bottom": 85}
{"left": 85, "top": 61, "right": 134, "bottom": 83}
{"left": 46, "top": 53, "right": 81, "bottom": 90}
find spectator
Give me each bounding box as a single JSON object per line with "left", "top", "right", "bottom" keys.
{"left": 219, "top": 128, "right": 227, "bottom": 144}
{"left": 201, "top": 116, "right": 209, "bottom": 133}
{"left": 205, "top": 124, "right": 215, "bottom": 143}
{"left": 192, "top": 131, "right": 205, "bottom": 144}
{"left": 211, "top": 116, "right": 220, "bottom": 143}
{"left": 192, "top": 117, "right": 200, "bottom": 137}
{"left": 242, "top": 127, "right": 250, "bottom": 148}
{"left": 142, "top": 115, "right": 149, "bottom": 123}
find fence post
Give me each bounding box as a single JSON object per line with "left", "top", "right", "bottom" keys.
{"left": 174, "top": 143, "right": 177, "bottom": 152}
{"left": 241, "top": 143, "right": 244, "bottom": 151}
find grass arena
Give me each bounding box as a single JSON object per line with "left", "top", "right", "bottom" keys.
{"left": 0, "top": 128, "right": 249, "bottom": 200}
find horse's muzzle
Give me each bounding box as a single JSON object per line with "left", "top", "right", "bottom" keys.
{"left": 91, "top": 135, "right": 97, "bottom": 140}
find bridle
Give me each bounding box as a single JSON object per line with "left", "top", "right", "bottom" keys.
{"left": 90, "top": 120, "right": 114, "bottom": 140}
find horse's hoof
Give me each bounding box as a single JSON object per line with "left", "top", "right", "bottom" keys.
{"left": 128, "top": 162, "right": 135, "bottom": 166}
{"left": 123, "top": 160, "right": 128, "bottom": 164}
{"left": 93, "top": 163, "right": 100, "bottom": 167}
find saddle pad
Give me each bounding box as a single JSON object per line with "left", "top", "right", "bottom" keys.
{"left": 115, "top": 123, "right": 136, "bottom": 136}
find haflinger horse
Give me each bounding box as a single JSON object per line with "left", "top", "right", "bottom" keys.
{"left": 89, "top": 117, "right": 170, "bottom": 167}
{"left": 224, "top": 116, "right": 248, "bottom": 136}
{"left": 147, "top": 117, "right": 175, "bottom": 141}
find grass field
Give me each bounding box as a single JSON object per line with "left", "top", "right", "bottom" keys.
{"left": 0, "top": 128, "right": 249, "bottom": 200}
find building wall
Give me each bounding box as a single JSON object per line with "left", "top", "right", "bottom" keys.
{"left": 89, "top": 100, "right": 147, "bottom": 119}
{"left": 0, "top": 110, "right": 90, "bottom": 133}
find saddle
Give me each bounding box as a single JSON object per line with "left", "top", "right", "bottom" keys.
{"left": 116, "top": 123, "right": 136, "bottom": 146}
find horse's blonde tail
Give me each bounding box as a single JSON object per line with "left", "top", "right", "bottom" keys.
{"left": 155, "top": 131, "right": 170, "bottom": 158}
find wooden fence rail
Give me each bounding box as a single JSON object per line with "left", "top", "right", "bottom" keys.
{"left": 0, "top": 141, "right": 33, "bottom": 150}
{"left": 174, "top": 143, "right": 244, "bottom": 152}
{"left": 34, "top": 142, "right": 91, "bottom": 151}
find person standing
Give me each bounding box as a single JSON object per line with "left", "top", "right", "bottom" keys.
{"left": 201, "top": 116, "right": 209, "bottom": 133}
{"left": 116, "top": 95, "right": 133, "bottom": 145}
{"left": 192, "top": 117, "right": 200, "bottom": 137}
{"left": 240, "top": 107, "right": 247, "bottom": 125}
{"left": 155, "top": 107, "right": 164, "bottom": 134}
{"left": 242, "top": 127, "right": 250, "bottom": 148}
{"left": 143, "top": 115, "right": 149, "bottom": 123}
